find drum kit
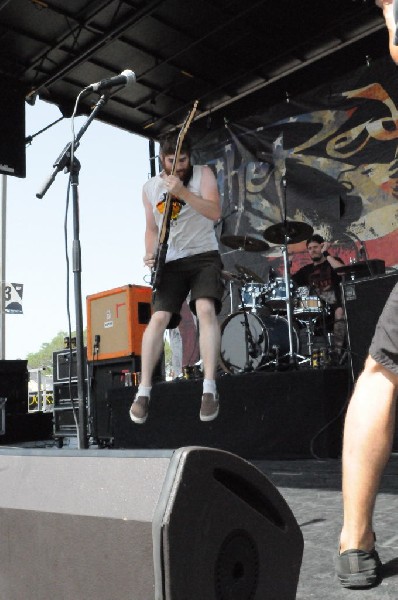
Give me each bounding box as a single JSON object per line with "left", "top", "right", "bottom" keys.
{"left": 219, "top": 221, "right": 330, "bottom": 374}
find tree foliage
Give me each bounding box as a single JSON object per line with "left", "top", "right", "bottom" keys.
{"left": 27, "top": 330, "right": 86, "bottom": 373}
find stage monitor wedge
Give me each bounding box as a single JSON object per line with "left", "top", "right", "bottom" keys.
{"left": 0, "top": 77, "right": 26, "bottom": 178}
{"left": 0, "top": 446, "right": 304, "bottom": 600}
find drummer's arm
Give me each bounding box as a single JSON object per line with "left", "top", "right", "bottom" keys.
{"left": 291, "top": 268, "right": 306, "bottom": 287}
{"left": 321, "top": 242, "right": 344, "bottom": 270}
{"left": 326, "top": 255, "right": 344, "bottom": 270}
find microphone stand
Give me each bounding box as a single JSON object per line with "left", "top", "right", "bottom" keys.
{"left": 36, "top": 92, "right": 111, "bottom": 450}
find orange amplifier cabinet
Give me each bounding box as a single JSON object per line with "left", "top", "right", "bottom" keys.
{"left": 86, "top": 285, "right": 152, "bottom": 361}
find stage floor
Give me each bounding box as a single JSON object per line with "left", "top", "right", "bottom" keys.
{"left": 256, "top": 455, "right": 398, "bottom": 599}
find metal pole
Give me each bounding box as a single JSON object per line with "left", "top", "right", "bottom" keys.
{"left": 0, "top": 175, "right": 6, "bottom": 359}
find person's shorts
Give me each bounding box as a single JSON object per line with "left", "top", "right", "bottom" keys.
{"left": 152, "top": 250, "right": 224, "bottom": 329}
{"left": 369, "top": 282, "right": 398, "bottom": 376}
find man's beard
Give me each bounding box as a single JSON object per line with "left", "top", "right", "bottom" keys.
{"left": 163, "top": 163, "right": 193, "bottom": 186}
{"left": 312, "top": 255, "right": 322, "bottom": 263}
{"left": 180, "top": 165, "right": 193, "bottom": 186}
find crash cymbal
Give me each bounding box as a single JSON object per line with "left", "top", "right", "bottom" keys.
{"left": 220, "top": 234, "right": 270, "bottom": 252}
{"left": 263, "top": 221, "right": 313, "bottom": 245}
{"left": 234, "top": 264, "right": 265, "bottom": 283}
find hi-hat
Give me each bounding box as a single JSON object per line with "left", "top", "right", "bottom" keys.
{"left": 235, "top": 264, "right": 265, "bottom": 283}
{"left": 220, "top": 234, "right": 270, "bottom": 252}
{"left": 221, "top": 270, "right": 244, "bottom": 283}
{"left": 263, "top": 221, "right": 313, "bottom": 245}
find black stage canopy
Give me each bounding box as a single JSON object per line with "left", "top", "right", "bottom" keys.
{"left": 0, "top": 0, "right": 391, "bottom": 140}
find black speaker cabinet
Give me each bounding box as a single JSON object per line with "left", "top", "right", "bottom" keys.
{"left": 53, "top": 348, "right": 87, "bottom": 383}
{"left": 88, "top": 355, "right": 164, "bottom": 443}
{"left": 0, "top": 77, "right": 26, "bottom": 178}
{"left": 88, "top": 356, "right": 141, "bottom": 442}
{"left": 0, "top": 446, "right": 303, "bottom": 600}
{"left": 0, "top": 359, "right": 29, "bottom": 414}
{"left": 342, "top": 272, "right": 398, "bottom": 381}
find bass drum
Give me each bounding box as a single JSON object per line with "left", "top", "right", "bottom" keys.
{"left": 220, "top": 310, "right": 300, "bottom": 374}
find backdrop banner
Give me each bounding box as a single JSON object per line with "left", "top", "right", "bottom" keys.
{"left": 193, "top": 55, "right": 398, "bottom": 284}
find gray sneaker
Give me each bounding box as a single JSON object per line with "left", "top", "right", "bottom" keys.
{"left": 129, "top": 396, "right": 149, "bottom": 424}
{"left": 200, "top": 392, "right": 219, "bottom": 422}
{"left": 335, "top": 547, "right": 381, "bottom": 589}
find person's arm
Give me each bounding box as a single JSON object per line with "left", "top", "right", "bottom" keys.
{"left": 292, "top": 266, "right": 307, "bottom": 287}
{"left": 142, "top": 188, "right": 158, "bottom": 270}
{"left": 321, "top": 241, "right": 344, "bottom": 270}
{"left": 376, "top": 0, "right": 398, "bottom": 64}
{"left": 164, "top": 165, "right": 221, "bottom": 221}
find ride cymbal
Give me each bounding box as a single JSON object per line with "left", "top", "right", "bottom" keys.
{"left": 234, "top": 264, "right": 265, "bottom": 283}
{"left": 263, "top": 221, "right": 313, "bottom": 245}
{"left": 220, "top": 234, "right": 270, "bottom": 252}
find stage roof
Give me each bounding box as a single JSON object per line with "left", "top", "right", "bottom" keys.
{"left": 0, "top": 0, "right": 390, "bottom": 140}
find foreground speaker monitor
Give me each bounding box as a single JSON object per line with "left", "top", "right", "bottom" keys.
{"left": 0, "top": 446, "right": 303, "bottom": 599}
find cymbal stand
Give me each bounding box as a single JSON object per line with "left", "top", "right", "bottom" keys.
{"left": 238, "top": 287, "right": 265, "bottom": 372}
{"left": 228, "top": 280, "right": 234, "bottom": 314}
{"left": 298, "top": 317, "right": 316, "bottom": 365}
{"left": 279, "top": 177, "right": 307, "bottom": 366}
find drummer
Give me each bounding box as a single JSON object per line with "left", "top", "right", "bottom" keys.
{"left": 292, "top": 234, "right": 346, "bottom": 355}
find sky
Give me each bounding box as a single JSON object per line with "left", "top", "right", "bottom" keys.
{"left": 5, "top": 98, "right": 154, "bottom": 360}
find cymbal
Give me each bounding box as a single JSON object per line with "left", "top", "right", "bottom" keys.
{"left": 263, "top": 221, "right": 313, "bottom": 245}
{"left": 221, "top": 270, "right": 244, "bottom": 283}
{"left": 220, "top": 234, "right": 270, "bottom": 252}
{"left": 235, "top": 264, "right": 265, "bottom": 283}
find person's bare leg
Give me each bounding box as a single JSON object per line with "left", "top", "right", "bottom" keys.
{"left": 130, "top": 310, "right": 172, "bottom": 424}
{"left": 334, "top": 306, "right": 346, "bottom": 352}
{"left": 195, "top": 298, "right": 220, "bottom": 380}
{"left": 340, "top": 356, "right": 398, "bottom": 552}
{"left": 196, "top": 298, "right": 220, "bottom": 421}
{"left": 140, "top": 310, "right": 171, "bottom": 387}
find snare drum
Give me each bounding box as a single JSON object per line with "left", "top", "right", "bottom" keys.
{"left": 294, "top": 286, "right": 322, "bottom": 319}
{"left": 266, "top": 277, "right": 296, "bottom": 310}
{"left": 220, "top": 310, "right": 300, "bottom": 374}
{"left": 239, "top": 283, "right": 267, "bottom": 310}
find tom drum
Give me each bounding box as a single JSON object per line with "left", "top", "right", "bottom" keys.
{"left": 266, "top": 278, "right": 296, "bottom": 311}
{"left": 239, "top": 283, "right": 267, "bottom": 310}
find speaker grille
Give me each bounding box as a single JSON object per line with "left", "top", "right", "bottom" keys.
{"left": 215, "top": 530, "right": 259, "bottom": 600}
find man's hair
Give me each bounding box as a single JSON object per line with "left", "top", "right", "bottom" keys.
{"left": 159, "top": 132, "right": 192, "bottom": 156}
{"left": 306, "top": 234, "right": 324, "bottom": 247}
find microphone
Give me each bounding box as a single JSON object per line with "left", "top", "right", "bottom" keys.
{"left": 83, "top": 69, "right": 136, "bottom": 95}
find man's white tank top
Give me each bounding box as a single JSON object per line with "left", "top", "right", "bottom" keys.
{"left": 143, "top": 165, "right": 219, "bottom": 263}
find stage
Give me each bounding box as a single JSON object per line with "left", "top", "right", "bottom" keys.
{"left": 104, "top": 366, "right": 351, "bottom": 459}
